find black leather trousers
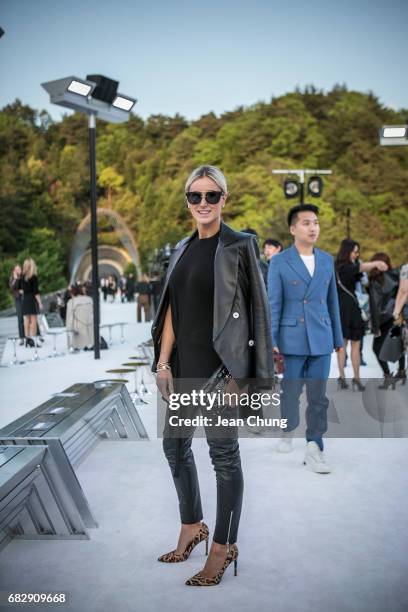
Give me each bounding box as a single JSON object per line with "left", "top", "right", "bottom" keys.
{"left": 162, "top": 405, "right": 244, "bottom": 545}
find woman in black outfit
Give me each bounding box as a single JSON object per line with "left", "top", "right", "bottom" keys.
{"left": 9, "top": 264, "right": 25, "bottom": 344}
{"left": 151, "top": 165, "right": 273, "bottom": 586}
{"left": 369, "top": 252, "right": 406, "bottom": 387}
{"left": 20, "top": 258, "right": 43, "bottom": 347}
{"left": 335, "top": 240, "right": 387, "bottom": 390}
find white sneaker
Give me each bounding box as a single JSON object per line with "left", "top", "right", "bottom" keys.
{"left": 276, "top": 430, "right": 294, "bottom": 453}
{"left": 303, "top": 441, "right": 331, "bottom": 473}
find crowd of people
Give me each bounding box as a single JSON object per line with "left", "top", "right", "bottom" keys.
{"left": 258, "top": 234, "right": 407, "bottom": 389}
{"left": 8, "top": 264, "right": 96, "bottom": 351}
{"left": 8, "top": 223, "right": 408, "bottom": 374}
{"left": 100, "top": 272, "right": 162, "bottom": 322}
{"left": 8, "top": 262, "right": 165, "bottom": 351}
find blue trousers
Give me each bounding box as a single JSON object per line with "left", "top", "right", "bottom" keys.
{"left": 281, "top": 354, "right": 331, "bottom": 451}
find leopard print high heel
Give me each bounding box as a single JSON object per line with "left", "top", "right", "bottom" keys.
{"left": 185, "top": 543, "right": 238, "bottom": 586}
{"left": 157, "top": 522, "right": 209, "bottom": 563}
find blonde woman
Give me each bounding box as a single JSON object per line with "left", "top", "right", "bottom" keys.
{"left": 20, "top": 258, "right": 42, "bottom": 347}
{"left": 152, "top": 165, "right": 274, "bottom": 586}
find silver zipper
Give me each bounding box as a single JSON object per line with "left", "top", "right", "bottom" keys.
{"left": 226, "top": 509, "right": 234, "bottom": 551}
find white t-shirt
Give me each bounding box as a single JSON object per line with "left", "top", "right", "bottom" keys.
{"left": 300, "top": 254, "right": 315, "bottom": 277}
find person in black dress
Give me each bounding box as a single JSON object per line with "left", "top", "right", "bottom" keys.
{"left": 152, "top": 165, "right": 274, "bottom": 586}
{"left": 335, "top": 240, "right": 387, "bottom": 390}
{"left": 20, "top": 258, "right": 43, "bottom": 347}
{"left": 9, "top": 264, "right": 25, "bottom": 344}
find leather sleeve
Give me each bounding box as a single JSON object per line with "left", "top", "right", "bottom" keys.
{"left": 369, "top": 281, "right": 382, "bottom": 336}
{"left": 246, "top": 236, "right": 275, "bottom": 384}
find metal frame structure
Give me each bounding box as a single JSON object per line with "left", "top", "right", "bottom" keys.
{"left": 0, "top": 382, "right": 148, "bottom": 528}
{"left": 0, "top": 445, "right": 89, "bottom": 553}
{"left": 69, "top": 208, "right": 141, "bottom": 283}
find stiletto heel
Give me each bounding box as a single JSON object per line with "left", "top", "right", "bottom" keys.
{"left": 158, "top": 522, "right": 209, "bottom": 563}
{"left": 337, "top": 377, "right": 349, "bottom": 390}
{"left": 185, "top": 543, "right": 239, "bottom": 586}
{"left": 378, "top": 374, "right": 395, "bottom": 390}
{"left": 393, "top": 369, "right": 407, "bottom": 386}
{"left": 352, "top": 378, "right": 365, "bottom": 392}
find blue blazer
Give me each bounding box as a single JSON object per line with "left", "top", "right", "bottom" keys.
{"left": 267, "top": 245, "right": 343, "bottom": 356}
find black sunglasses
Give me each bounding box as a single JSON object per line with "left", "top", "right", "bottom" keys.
{"left": 186, "top": 190, "right": 224, "bottom": 205}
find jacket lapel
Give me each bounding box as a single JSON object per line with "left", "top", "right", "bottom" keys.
{"left": 305, "top": 248, "right": 325, "bottom": 299}
{"left": 213, "top": 222, "right": 240, "bottom": 342}
{"left": 153, "top": 221, "right": 241, "bottom": 343}
{"left": 166, "top": 234, "right": 195, "bottom": 279}
{"left": 286, "top": 245, "right": 312, "bottom": 286}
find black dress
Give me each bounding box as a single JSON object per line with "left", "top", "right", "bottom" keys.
{"left": 336, "top": 262, "right": 365, "bottom": 341}
{"left": 169, "top": 230, "right": 222, "bottom": 380}
{"left": 20, "top": 275, "right": 40, "bottom": 316}
{"left": 164, "top": 229, "right": 243, "bottom": 545}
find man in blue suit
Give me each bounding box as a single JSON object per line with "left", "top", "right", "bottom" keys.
{"left": 267, "top": 204, "right": 343, "bottom": 473}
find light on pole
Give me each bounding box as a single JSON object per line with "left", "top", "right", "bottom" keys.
{"left": 379, "top": 125, "right": 408, "bottom": 146}
{"left": 272, "top": 169, "right": 332, "bottom": 204}
{"left": 42, "top": 75, "right": 137, "bottom": 359}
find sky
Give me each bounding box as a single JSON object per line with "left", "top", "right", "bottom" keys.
{"left": 1, "top": 0, "right": 407, "bottom": 122}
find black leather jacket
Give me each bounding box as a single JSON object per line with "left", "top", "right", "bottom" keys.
{"left": 151, "top": 221, "right": 274, "bottom": 384}
{"left": 368, "top": 269, "right": 400, "bottom": 335}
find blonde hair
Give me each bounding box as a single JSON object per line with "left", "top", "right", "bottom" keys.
{"left": 23, "top": 258, "right": 37, "bottom": 279}
{"left": 185, "top": 165, "right": 228, "bottom": 193}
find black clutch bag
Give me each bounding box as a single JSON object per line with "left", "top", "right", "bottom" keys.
{"left": 201, "top": 364, "right": 232, "bottom": 395}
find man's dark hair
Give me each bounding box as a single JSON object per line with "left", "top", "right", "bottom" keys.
{"left": 287, "top": 203, "right": 319, "bottom": 227}
{"left": 263, "top": 238, "right": 282, "bottom": 250}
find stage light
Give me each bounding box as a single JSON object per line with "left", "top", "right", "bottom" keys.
{"left": 379, "top": 125, "right": 408, "bottom": 146}
{"left": 284, "top": 179, "right": 300, "bottom": 199}
{"left": 67, "top": 80, "right": 92, "bottom": 96}
{"left": 112, "top": 95, "right": 137, "bottom": 111}
{"left": 42, "top": 75, "right": 136, "bottom": 123}
{"left": 307, "top": 175, "right": 323, "bottom": 197}
{"left": 42, "top": 76, "right": 96, "bottom": 112}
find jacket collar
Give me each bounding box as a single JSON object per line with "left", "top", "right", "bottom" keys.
{"left": 287, "top": 244, "right": 312, "bottom": 286}
{"left": 178, "top": 220, "right": 241, "bottom": 249}
{"left": 163, "top": 221, "right": 235, "bottom": 297}
{"left": 286, "top": 244, "right": 326, "bottom": 295}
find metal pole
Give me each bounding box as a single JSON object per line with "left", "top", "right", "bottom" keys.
{"left": 88, "top": 113, "right": 100, "bottom": 359}
{"left": 299, "top": 170, "right": 305, "bottom": 204}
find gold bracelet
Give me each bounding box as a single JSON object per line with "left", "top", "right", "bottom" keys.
{"left": 156, "top": 364, "right": 171, "bottom": 372}
{"left": 157, "top": 360, "right": 170, "bottom": 367}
